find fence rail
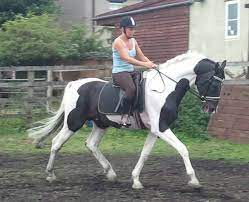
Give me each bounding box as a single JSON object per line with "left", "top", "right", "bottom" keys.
{"left": 0, "top": 64, "right": 112, "bottom": 123}
{"left": 0, "top": 65, "right": 110, "bottom": 72}
{"left": 226, "top": 61, "right": 249, "bottom": 67}
{"left": 0, "top": 81, "right": 67, "bottom": 88}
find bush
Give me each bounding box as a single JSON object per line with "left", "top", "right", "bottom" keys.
{"left": 67, "top": 25, "right": 111, "bottom": 60}
{"left": 0, "top": 14, "right": 111, "bottom": 66}
{"left": 0, "top": 0, "right": 59, "bottom": 26}
{"left": 173, "top": 91, "right": 211, "bottom": 138}
{"left": 0, "top": 14, "right": 70, "bottom": 65}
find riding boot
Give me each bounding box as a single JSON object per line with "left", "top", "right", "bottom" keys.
{"left": 120, "top": 97, "right": 133, "bottom": 126}
{"left": 120, "top": 97, "right": 132, "bottom": 114}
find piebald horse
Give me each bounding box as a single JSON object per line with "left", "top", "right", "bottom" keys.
{"left": 28, "top": 51, "right": 226, "bottom": 189}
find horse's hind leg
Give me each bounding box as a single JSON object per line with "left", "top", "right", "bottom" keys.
{"left": 45, "top": 81, "right": 88, "bottom": 182}
{"left": 85, "top": 123, "right": 117, "bottom": 181}
{"left": 156, "top": 128, "right": 201, "bottom": 188}
{"left": 46, "top": 127, "right": 74, "bottom": 182}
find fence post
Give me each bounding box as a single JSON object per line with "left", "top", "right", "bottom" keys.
{"left": 47, "top": 70, "right": 53, "bottom": 112}
{"left": 26, "top": 71, "right": 34, "bottom": 125}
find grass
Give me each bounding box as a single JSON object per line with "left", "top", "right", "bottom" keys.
{"left": 0, "top": 118, "right": 249, "bottom": 164}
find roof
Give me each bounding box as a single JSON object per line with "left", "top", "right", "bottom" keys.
{"left": 94, "top": 0, "right": 193, "bottom": 21}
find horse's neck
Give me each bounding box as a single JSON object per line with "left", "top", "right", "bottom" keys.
{"left": 159, "top": 57, "right": 204, "bottom": 86}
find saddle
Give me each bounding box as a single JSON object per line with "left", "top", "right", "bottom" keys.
{"left": 98, "top": 71, "right": 145, "bottom": 116}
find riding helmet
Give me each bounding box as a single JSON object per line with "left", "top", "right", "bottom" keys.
{"left": 120, "top": 16, "right": 136, "bottom": 28}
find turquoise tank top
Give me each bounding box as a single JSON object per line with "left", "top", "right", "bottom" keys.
{"left": 112, "top": 38, "right": 136, "bottom": 73}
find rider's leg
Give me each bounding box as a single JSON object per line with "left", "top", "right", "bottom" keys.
{"left": 112, "top": 71, "right": 136, "bottom": 114}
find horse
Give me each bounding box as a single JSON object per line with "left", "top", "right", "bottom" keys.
{"left": 28, "top": 51, "right": 226, "bottom": 189}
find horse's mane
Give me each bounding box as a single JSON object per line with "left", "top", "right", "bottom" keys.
{"left": 159, "top": 51, "right": 206, "bottom": 70}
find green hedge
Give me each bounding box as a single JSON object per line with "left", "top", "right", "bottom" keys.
{"left": 0, "top": 0, "right": 59, "bottom": 26}
{"left": 0, "top": 14, "right": 111, "bottom": 66}
{"left": 173, "top": 91, "right": 210, "bottom": 138}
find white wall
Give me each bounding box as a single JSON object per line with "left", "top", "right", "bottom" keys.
{"left": 56, "top": 0, "right": 142, "bottom": 46}
{"left": 57, "top": 0, "right": 142, "bottom": 30}
{"left": 189, "top": 0, "right": 249, "bottom": 62}
{"left": 56, "top": 0, "right": 86, "bottom": 28}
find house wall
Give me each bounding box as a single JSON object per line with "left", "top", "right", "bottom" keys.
{"left": 132, "top": 5, "right": 190, "bottom": 62}
{"left": 93, "top": 0, "right": 142, "bottom": 44}
{"left": 97, "top": 0, "right": 191, "bottom": 63}
{"left": 190, "top": 1, "right": 249, "bottom": 143}
{"left": 189, "top": 0, "right": 249, "bottom": 62}
{"left": 56, "top": 0, "right": 86, "bottom": 28}
{"left": 56, "top": 0, "right": 142, "bottom": 30}
{"left": 56, "top": 0, "right": 142, "bottom": 46}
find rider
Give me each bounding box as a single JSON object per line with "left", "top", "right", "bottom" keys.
{"left": 112, "top": 16, "right": 157, "bottom": 114}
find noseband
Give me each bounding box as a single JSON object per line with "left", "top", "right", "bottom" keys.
{"left": 199, "top": 75, "right": 224, "bottom": 102}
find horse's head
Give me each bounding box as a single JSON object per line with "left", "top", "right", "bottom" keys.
{"left": 194, "top": 59, "right": 226, "bottom": 114}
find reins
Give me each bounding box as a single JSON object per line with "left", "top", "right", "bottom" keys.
{"left": 153, "top": 68, "right": 223, "bottom": 102}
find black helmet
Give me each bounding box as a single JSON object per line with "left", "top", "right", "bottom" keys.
{"left": 120, "top": 16, "right": 136, "bottom": 28}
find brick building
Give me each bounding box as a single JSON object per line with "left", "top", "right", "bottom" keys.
{"left": 94, "top": 0, "right": 192, "bottom": 63}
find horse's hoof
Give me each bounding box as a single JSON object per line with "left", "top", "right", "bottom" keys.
{"left": 35, "top": 142, "right": 45, "bottom": 149}
{"left": 188, "top": 180, "right": 202, "bottom": 189}
{"left": 106, "top": 169, "right": 117, "bottom": 181}
{"left": 46, "top": 172, "right": 56, "bottom": 183}
{"left": 132, "top": 181, "right": 144, "bottom": 189}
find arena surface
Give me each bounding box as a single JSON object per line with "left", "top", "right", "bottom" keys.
{"left": 0, "top": 154, "right": 248, "bottom": 201}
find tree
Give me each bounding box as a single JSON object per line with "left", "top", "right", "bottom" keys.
{"left": 0, "top": 0, "right": 59, "bottom": 26}
{"left": 0, "top": 14, "right": 111, "bottom": 66}
{"left": 0, "top": 14, "right": 69, "bottom": 65}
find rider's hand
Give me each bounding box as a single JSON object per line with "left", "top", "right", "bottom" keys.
{"left": 151, "top": 62, "right": 157, "bottom": 69}
{"left": 143, "top": 61, "right": 157, "bottom": 69}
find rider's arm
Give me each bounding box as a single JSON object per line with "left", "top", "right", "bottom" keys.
{"left": 113, "top": 39, "right": 153, "bottom": 68}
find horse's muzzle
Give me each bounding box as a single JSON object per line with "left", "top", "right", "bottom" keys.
{"left": 202, "top": 101, "right": 218, "bottom": 114}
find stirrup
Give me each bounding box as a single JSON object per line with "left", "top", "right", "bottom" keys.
{"left": 122, "top": 122, "right": 131, "bottom": 128}
{"left": 121, "top": 114, "right": 131, "bottom": 127}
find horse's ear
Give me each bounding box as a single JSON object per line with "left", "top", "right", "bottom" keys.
{"left": 220, "top": 60, "right": 226, "bottom": 70}
{"left": 215, "top": 62, "right": 220, "bottom": 73}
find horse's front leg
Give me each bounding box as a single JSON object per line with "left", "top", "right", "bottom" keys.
{"left": 154, "top": 128, "right": 201, "bottom": 188}
{"left": 132, "top": 132, "right": 157, "bottom": 189}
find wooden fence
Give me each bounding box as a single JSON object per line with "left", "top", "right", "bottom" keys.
{"left": 0, "top": 64, "right": 112, "bottom": 123}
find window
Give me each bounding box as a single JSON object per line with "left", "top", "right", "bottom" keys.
{"left": 225, "top": 1, "right": 240, "bottom": 38}
{"left": 107, "top": 0, "right": 127, "bottom": 10}
{"left": 109, "top": 3, "right": 123, "bottom": 10}
{"left": 108, "top": 0, "right": 127, "bottom": 2}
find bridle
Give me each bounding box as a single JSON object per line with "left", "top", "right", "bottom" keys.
{"left": 152, "top": 68, "right": 224, "bottom": 102}
{"left": 198, "top": 75, "right": 224, "bottom": 102}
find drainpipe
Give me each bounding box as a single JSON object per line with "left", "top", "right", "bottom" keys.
{"left": 93, "top": 0, "right": 195, "bottom": 21}
{"left": 92, "top": 0, "right": 95, "bottom": 32}
{"left": 245, "top": 3, "right": 249, "bottom": 79}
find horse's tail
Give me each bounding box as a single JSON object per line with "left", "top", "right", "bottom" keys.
{"left": 27, "top": 82, "right": 70, "bottom": 144}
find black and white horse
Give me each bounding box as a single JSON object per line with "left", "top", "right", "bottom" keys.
{"left": 28, "top": 51, "right": 226, "bottom": 189}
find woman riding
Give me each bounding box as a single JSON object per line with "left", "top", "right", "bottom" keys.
{"left": 112, "top": 16, "right": 157, "bottom": 114}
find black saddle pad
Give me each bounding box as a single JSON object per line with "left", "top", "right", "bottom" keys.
{"left": 98, "top": 79, "right": 145, "bottom": 115}
{"left": 98, "top": 82, "right": 125, "bottom": 115}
